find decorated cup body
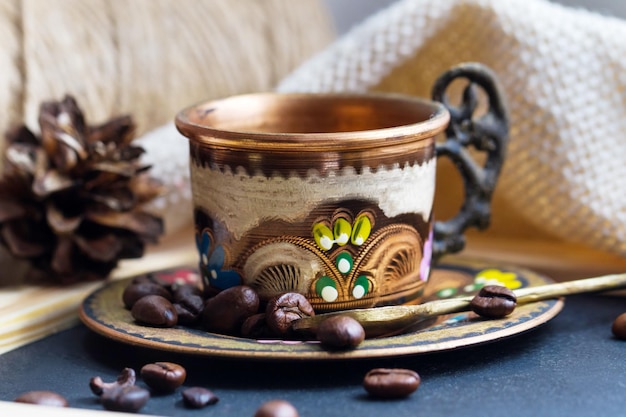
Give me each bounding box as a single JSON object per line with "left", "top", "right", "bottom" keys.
{"left": 176, "top": 92, "right": 449, "bottom": 312}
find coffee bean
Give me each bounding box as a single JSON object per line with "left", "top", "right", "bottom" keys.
{"left": 14, "top": 390, "right": 68, "bottom": 407}
{"left": 101, "top": 385, "right": 150, "bottom": 413}
{"left": 202, "top": 286, "right": 260, "bottom": 334}
{"left": 131, "top": 275, "right": 154, "bottom": 285}
{"left": 241, "top": 313, "right": 275, "bottom": 339}
{"left": 363, "top": 368, "right": 421, "bottom": 399}
{"left": 173, "top": 284, "right": 203, "bottom": 303}
{"left": 612, "top": 312, "right": 626, "bottom": 339}
{"left": 131, "top": 273, "right": 168, "bottom": 287}
{"left": 181, "top": 387, "right": 219, "bottom": 408}
{"left": 141, "top": 362, "right": 187, "bottom": 393}
{"left": 131, "top": 295, "right": 178, "bottom": 327}
{"left": 89, "top": 368, "right": 136, "bottom": 396}
{"left": 174, "top": 293, "right": 204, "bottom": 325}
{"left": 266, "top": 293, "right": 315, "bottom": 335}
{"left": 470, "top": 285, "right": 517, "bottom": 318}
{"left": 123, "top": 282, "right": 172, "bottom": 309}
{"left": 254, "top": 399, "right": 299, "bottom": 417}
{"left": 316, "top": 315, "right": 365, "bottom": 349}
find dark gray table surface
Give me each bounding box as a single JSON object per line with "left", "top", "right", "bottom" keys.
{"left": 1, "top": 293, "right": 625, "bottom": 416}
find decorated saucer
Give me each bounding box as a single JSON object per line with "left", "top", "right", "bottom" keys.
{"left": 79, "top": 257, "right": 563, "bottom": 360}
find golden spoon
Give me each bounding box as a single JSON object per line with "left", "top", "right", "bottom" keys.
{"left": 292, "top": 272, "right": 626, "bottom": 337}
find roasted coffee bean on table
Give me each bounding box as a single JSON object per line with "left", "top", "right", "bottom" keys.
{"left": 101, "top": 385, "right": 150, "bottom": 413}
{"left": 202, "top": 285, "right": 260, "bottom": 334}
{"left": 316, "top": 315, "right": 365, "bottom": 349}
{"left": 469, "top": 285, "right": 517, "bottom": 319}
{"left": 181, "top": 387, "right": 219, "bottom": 408}
{"left": 14, "top": 390, "right": 68, "bottom": 407}
{"left": 254, "top": 399, "right": 299, "bottom": 417}
{"left": 266, "top": 292, "right": 315, "bottom": 335}
{"left": 131, "top": 295, "right": 178, "bottom": 327}
{"left": 89, "top": 368, "right": 136, "bottom": 396}
{"left": 89, "top": 367, "right": 149, "bottom": 412}
{"left": 363, "top": 368, "right": 421, "bottom": 399}
{"left": 140, "top": 362, "right": 187, "bottom": 393}
{"left": 611, "top": 312, "right": 626, "bottom": 340}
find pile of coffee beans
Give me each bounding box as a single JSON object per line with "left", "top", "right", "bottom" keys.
{"left": 122, "top": 276, "right": 366, "bottom": 349}
{"left": 123, "top": 277, "right": 307, "bottom": 336}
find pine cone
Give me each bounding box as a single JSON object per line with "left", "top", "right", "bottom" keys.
{"left": 0, "top": 95, "right": 164, "bottom": 284}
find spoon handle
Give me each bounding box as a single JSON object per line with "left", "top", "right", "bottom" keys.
{"left": 514, "top": 272, "right": 626, "bottom": 304}
{"left": 292, "top": 272, "right": 626, "bottom": 336}
{"left": 411, "top": 272, "right": 626, "bottom": 322}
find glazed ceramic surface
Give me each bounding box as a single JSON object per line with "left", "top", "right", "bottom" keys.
{"left": 79, "top": 257, "right": 562, "bottom": 360}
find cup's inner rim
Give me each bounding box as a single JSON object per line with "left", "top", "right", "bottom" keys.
{"left": 175, "top": 92, "right": 450, "bottom": 148}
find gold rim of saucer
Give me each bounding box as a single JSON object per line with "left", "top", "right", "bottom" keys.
{"left": 78, "top": 257, "right": 563, "bottom": 360}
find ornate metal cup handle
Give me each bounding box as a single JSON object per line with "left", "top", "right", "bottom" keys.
{"left": 431, "top": 63, "right": 510, "bottom": 261}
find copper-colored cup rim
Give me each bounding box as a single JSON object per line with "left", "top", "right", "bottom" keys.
{"left": 175, "top": 92, "right": 450, "bottom": 152}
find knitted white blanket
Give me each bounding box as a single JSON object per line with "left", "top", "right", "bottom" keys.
{"left": 278, "top": 0, "right": 626, "bottom": 257}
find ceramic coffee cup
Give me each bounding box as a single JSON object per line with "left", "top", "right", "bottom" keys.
{"left": 176, "top": 63, "right": 509, "bottom": 312}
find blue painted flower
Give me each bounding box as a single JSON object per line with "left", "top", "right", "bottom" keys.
{"left": 196, "top": 230, "right": 241, "bottom": 290}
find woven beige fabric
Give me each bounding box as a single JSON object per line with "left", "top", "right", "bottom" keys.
{"left": 278, "top": 0, "right": 626, "bottom": 257}
{"left": 0, "top": 0, "right": 334, "bottom": 236}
